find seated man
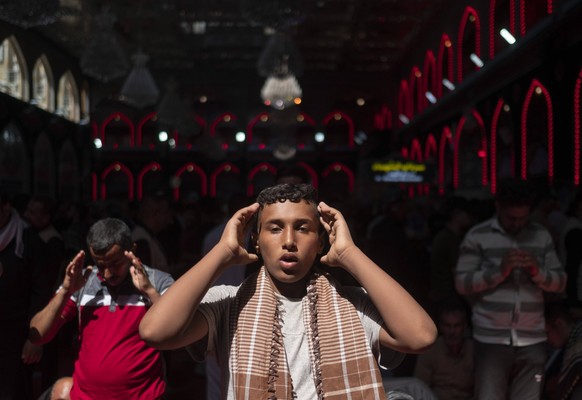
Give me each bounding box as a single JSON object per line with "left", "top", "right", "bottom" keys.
{"left": 414, "top": 297, "right": 474, "bottom": 400}
{"left": 29, "top": 218, "right": 174, "bottom": 399}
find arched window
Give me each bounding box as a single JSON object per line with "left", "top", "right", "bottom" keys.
{"left": 172, "top": 163, "right": 207, "bottom": 202}
{"left": 489, "top": 0, "right": 516, "bottom": 59}
{"left": 398, "top": 80, "right": 412, "bottom": 127}
{"left": 437, "top": 34, "right": 455, "bottom": 97}
{"left": 0, "top": 123, "right": 29, "bottom": 193}
{"left": 32, "top": 55, "right": 54, "bottom": 111}
{"left": 320, "top": 162, "right": 354, "bottom": 200}
{"left": 322, "top": 111, "right": 354, "bottom": 149}
{"left": 520, "top": 79, "right": 554, "bottom": 184}
{"left": 57, "top": 71, "right": 80, "bottom": 122}
{"left": 423, "top": 50, "right": 437, "bottom": 102}
{"left": 210, "top": 163, "right": 242, "bottom": 199}
{"left": 100, "top": 162, "right": 134, "bottom": 201}
{"left": 0, "top": 36, "right": 28, "bottom": 100}
{"left": 457, "top": 7, "right": 482, "bottom": 83}
{"left": 490, "top": 98, "right": 517, "bottom": 194}
{"left": 247, "top": 162, "right": 277, "bottom": 197}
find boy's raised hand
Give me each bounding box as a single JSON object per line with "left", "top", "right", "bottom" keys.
{"left": 219, "top": 203, "right": 260, "bottom": 266}
{"left": 318, "top": 201, "right": 355, "bottom": 267}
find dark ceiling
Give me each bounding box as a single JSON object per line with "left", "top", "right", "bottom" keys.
{"left": 28, "top": 0, "right": 452, "bottom": 111}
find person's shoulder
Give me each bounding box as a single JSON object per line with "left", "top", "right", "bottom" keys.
{"left": 143, "top": 264, "right": 175, "bottom": 282}
{"left": 465, "top": 217, "right": 495, "bottom": 237}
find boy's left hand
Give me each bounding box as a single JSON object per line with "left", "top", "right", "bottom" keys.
{"left": 318, "top": 201, "right": 355, "bottom": 267}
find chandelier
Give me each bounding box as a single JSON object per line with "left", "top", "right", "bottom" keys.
{"left": 80, "top": 9, "right": 130, "bottom": 83}
{"left": 261, "top": 74, "right": 302, "bottom": 110}
{"left": 258, "top": 33, "right": 303, "bottom": 110}
{"left": 0, "top": 0, "right": 59, "bottom": 28}
{"left": 119, "top": 50, "right": 160, "bottom": 109}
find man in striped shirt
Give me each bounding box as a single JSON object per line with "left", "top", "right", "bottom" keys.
{"left": 455, "top": 178, "right": 566, "bottom": 400}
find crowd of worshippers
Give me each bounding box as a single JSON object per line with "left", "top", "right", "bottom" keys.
{"left": 4, "top": 174, "right": 582, "bottom": 399}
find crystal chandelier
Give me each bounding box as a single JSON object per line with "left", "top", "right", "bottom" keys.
{"left": 258, "top": 33, "right": 303, "bottom": 110}
{"left": 119, "top": 50, "right": 160, "bottom": 109}
{"left": 0, "top": 0, "right": 59, "bottom": 28}
{"left": 80, "top": 9, "right": 130, "bottom": 83}
{"left": 261, "top": 75, "right": 302, "bottom": 110}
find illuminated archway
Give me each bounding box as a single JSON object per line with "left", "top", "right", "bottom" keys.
{"left": 521, "top": 79, "right": 554, "bottom": 184}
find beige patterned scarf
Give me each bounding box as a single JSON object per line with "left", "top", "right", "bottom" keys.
{"left": 230, "top": 266, "right": 386, "bottom": 400}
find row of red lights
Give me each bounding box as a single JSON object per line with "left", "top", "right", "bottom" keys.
{"left": 91, "top": 161, "right": 355, "bottom": 202}
{"left": 400, "top": 77, "right": 569, "bottom": 195}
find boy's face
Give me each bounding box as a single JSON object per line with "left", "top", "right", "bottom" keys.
{"left": 256, "top": 199, "right": 323, "bottom": 297}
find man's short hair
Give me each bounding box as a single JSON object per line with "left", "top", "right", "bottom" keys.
{"left": 86, "top": 218, "right": 133, "bottom": 254}
{"left": 495, "top": 178, "right": 535, "bottom": 208}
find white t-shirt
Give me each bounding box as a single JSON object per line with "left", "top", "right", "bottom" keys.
{"left": 188, "top": 284, "right": 404, "bottom": 400}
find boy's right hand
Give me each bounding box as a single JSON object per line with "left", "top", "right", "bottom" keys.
{"left": 219, "top": 203, "right": 260, "bottom": 266}
{"left": 62, "top": 250, "right": 92, "bottom": 294}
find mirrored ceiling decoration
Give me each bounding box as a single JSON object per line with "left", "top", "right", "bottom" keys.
{"left": 0, "top": 0, "right": 59, "bottom": 28}
{"left": 79, "top": 8, "right": 130, "bottom": 82}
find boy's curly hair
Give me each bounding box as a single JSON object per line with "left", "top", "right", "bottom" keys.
{"left": 254, "top": 183, "right": 320, "bottom": 235}
{"left": 256, "top": 183, "right": 318, "bottom": 208}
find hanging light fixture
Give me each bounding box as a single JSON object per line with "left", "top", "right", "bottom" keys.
{"left": 0, "top": 0, "right": 59, "bottom": 28}
{"left": 80, "top": 8, "right": 130, "bottom": 83}
{"left": 261, "top": 74, "right": 302, "bottom": 110}
{"left": 119, "top": 50, "right": 160, "bottom": 109}
{"left": 258, "top": 33, "right": 303, "bottom": 110}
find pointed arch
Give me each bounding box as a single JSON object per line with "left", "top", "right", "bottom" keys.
{"left": 423, "top": 50, "right": 437, "bottom": 101}
{"left": 457, "top": 6, "right": 482, "bottom": 83}
{"left": 409, "top": 66, "right": 424, "bottom": 113}
{"left": 521, "top": 79, "right": 554, "bottom": 183}
{"left": 321, "top": 162, "right": 355, "bottom": 194}
{"left": 32, "top": 55, "right": 55, "bottom": 111}
{"left": 247, "top": 162, "right": 277, "bottom": 197}
{"left": 0, "top": 123, "right": 29, "bottom": 193}
{"left": 425, "top": 134, "right": 438, "bottom": 161}
{"left": 210, "top": 163, "right": 241, "bottom": 198}
{"left": 137, "top": 112, "right": 159, "bottom": 148}
{"left": 322, "top": 111, "right": 354, "bottom": 149}
{"left": 137, "top": 162, "right": 163, "bottom": 200}
{"left": 437, "top": 34, "right": 455, "bottom": 97}
{"left": 101, "top": 112, "right": 135, "bottom": 148}
{"left": 398, "top": 80, "right": 412, "bottom": 126}
{"left": 100, "top": 162, "right": 134, "bottom": 200}
{"left": 57, "top": 71, "right": 80, "bottom": 122}
{"left": 489, "top": 0, "right": 516, "bottom": 59}
{"left": 0, "top": 36, "right": 29, "bottom": 100}
{"left": 490, "top": 98, "right": 517, "bottom": 193}
{"left": 173, "top": 163, "right": 208, "bottom": 201}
